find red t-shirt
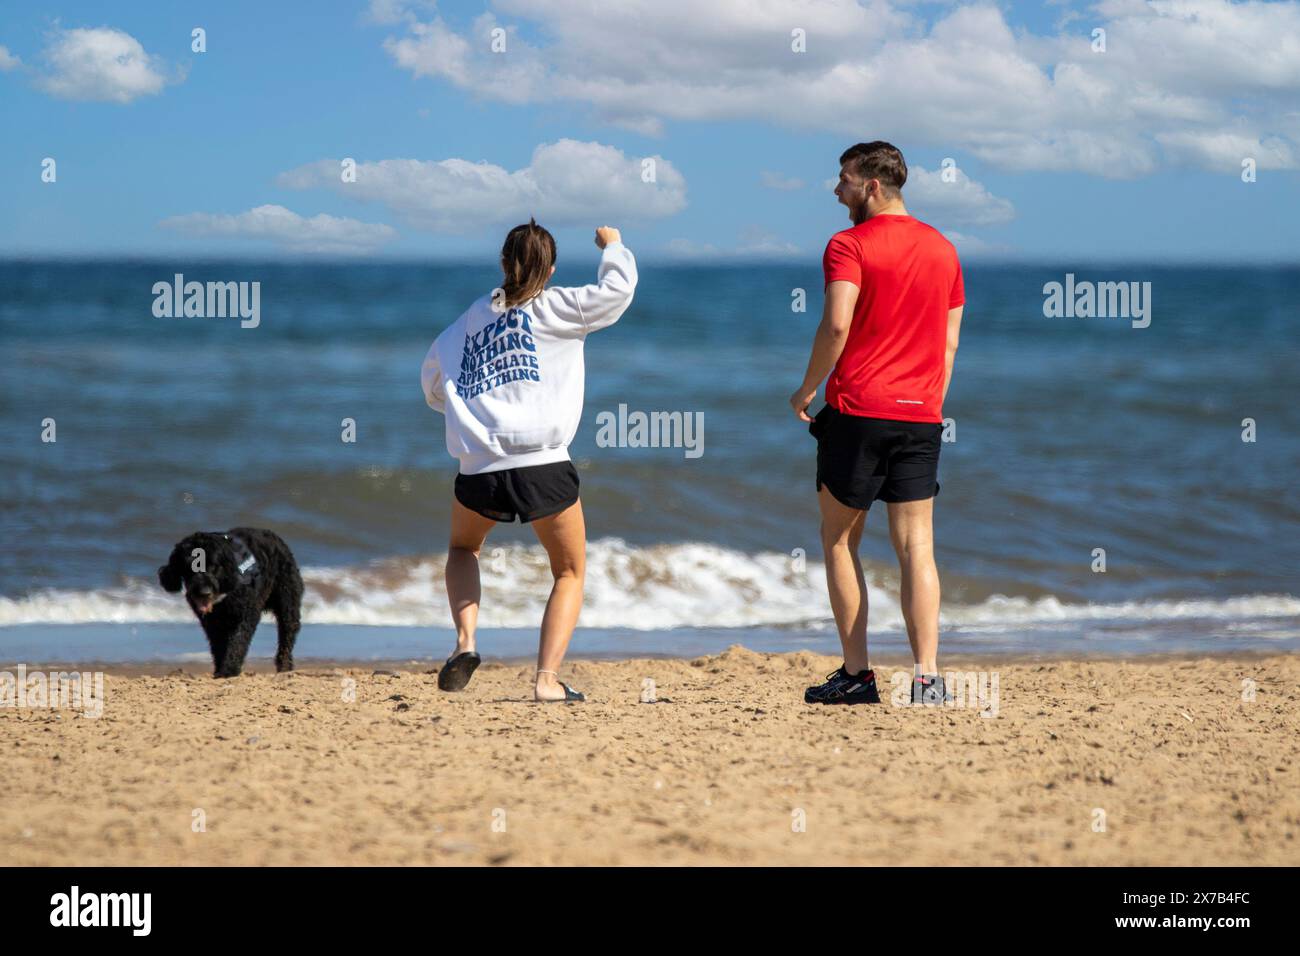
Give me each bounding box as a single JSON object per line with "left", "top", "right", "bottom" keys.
{"left": 821, "top": 215, "right": 964, "bottom": 423}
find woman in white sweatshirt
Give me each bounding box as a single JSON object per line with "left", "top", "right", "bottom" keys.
{"left": 421, "top": 219, "right": 637, "bottom": 701}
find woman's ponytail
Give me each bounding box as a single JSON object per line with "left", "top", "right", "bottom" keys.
{"left": 500, "top": 217, "right": 557, "bottom": 307}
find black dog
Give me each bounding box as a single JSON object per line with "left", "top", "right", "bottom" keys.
{"left": 158, "top": 527, "right": 303, "bottom": 678}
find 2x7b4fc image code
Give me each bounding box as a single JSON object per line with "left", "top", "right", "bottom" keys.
{"left": 1114, "top": 890, "right": 1253, "bottom": 929}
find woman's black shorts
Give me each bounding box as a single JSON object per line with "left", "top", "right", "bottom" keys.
{"left": 454, "top": 460, "right": 580, "bottom": 523}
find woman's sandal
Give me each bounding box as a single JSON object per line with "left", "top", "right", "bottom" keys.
{"left": 437, "top": 651, "right": 481, "bottom": 691}
{"left": 536, "top": 670, "right": 585, "bottom": 702}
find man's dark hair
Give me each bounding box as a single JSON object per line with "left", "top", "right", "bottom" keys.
{"left": 839, "top": 141, "right": 907, "bottom": 197}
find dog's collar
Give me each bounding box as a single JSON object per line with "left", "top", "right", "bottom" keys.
{"left": 221, "top": 532, "right": 261, "bottom": 586}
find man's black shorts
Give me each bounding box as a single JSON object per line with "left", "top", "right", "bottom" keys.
{"left": 454, "top": 460, "right": 580, "bottom": 523}
{"left": 809, "top": 404, "right": 942, "bottom": 510}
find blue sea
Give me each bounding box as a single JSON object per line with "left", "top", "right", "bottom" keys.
{"left": 1, "top": 258, "right": 1298, "bottom": 663}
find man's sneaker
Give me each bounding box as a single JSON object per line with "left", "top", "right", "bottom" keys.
{"left": 805, "top": 666, "right": 880, "bottom": 705}
{"left": 911, "top": 674, "right": 953, "bottom": 706}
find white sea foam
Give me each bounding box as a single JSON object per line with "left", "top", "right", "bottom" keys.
{"left": 1, "top": 539, "right": 1296, "bottom": 634}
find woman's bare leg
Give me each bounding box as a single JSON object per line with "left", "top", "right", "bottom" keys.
{"left": 529, "top": 499, "right": 586, "bottom": 700}
{"left": 446, "top": 498, "right": 496, "bottom": 656}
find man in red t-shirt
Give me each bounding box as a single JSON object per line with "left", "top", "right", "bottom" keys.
{"left": 790, "top": 141, "right": 965, "bottom": 707}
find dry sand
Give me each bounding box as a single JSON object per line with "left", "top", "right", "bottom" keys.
{"left": 2, "top": 647, "right": 1297, "bottom": 866}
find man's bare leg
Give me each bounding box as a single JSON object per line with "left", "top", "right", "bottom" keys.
{"left": 818, "top": 485, "right": 869, "bottom": 674}
{"left": 887, "top": 498, "right": 940, "bottom": 674}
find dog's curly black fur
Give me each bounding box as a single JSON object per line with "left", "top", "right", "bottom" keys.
{"left": 157, "top": 527, "right": 303, "bottom": 678}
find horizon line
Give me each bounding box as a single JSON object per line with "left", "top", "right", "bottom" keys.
{"left": 1, "top": 253, "right": 1298, "bottom": 269}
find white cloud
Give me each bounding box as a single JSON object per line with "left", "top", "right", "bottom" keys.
{"left": 663, "top": 238, "right": 717, "bottom": 256}
{"left": 1155, "top": 130, "right": 1296, "bottom": 172}
{"left": 760, "top": 171, "right": 805, "bottom": 191}
{"left": 365, "top": 0, "right": 438, "bottom": 26}
{"left": 36, "top": 27, "right": 178, "bottom": 103}
{"left": 943, "top": 230, "right": 1015, "bottom": 258}
{"left": 905, "top": 165, "right": 1016, "bottom": 226}
{"left": 373, "top": 0, "right": 1300, "bottom": 175}
{"left": 382, "top": 12, "right": 544, "bottom": 107}
{"left": 158, "top": 205, "right": 398, "bottom": 255}
{"left": 663, "top": 226, "right": 800, "bottom": 260}
{"left": 0, "top": 45, "right": 21, "bottom": 71}
{"left": 276, "top": 139, "right": 687, "bottom": 233}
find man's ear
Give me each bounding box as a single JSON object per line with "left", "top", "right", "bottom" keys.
{"left": 158, "top": 561, "right": 182, "bottom": 593}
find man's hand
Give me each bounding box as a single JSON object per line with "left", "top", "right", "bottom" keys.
{"left": 790, "top": 384, "right": 818, "bottom": 422}
{"left": 792, "top": 280, "right": 857, "bottom": 424}
{"left": 594, "top": 226, "right": 621, "bottom": 249}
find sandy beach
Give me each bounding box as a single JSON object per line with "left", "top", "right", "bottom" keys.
{"left": 2, "top": 647, "right": 1296, "bottom": 866}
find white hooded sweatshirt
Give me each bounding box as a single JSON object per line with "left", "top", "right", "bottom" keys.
{"left": 421, "top": 241, "right": 637, "bottom": 475}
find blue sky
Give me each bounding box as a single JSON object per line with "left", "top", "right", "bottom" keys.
{"left": 2, "top": 0, "right": 1298, "bottom": 262}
